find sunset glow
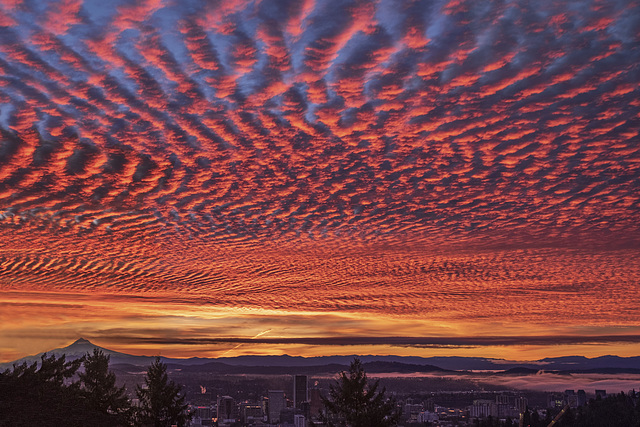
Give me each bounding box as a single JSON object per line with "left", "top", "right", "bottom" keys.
{"left": 0, "top": 0, "right": 639, "bottom": 362}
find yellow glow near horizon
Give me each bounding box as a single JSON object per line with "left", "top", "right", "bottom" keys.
{"left": 2, "top": 285, "right": 640, "bottom": 363}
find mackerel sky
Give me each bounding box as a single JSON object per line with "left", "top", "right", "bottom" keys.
{"left": 0, "top": 0, "right": 639, "bottom": 361}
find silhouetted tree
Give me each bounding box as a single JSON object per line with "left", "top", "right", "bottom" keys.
{"left": 530, "top": 408, "right": 541, "bottom": 426}
{"left": 321, "top": 358, "right": 400, "bottom": 427}
{"left": 570, "top": 392, "right": 640, "bottom": 427}
{"left": 0, "top": 353, "right": 84, "bottom": 426}
{"left": 135, "top": 357, "right": 191, "bottom": 427}
{"left": 79, "top": 349, "right": 133, "bottom": 426}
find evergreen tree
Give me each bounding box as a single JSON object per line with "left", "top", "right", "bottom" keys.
{"left": 321, "top": 358, "right": 400, "bottom": 427}
{"left": 530, "top": 408, "right": 541, "bottom": 426}
{"left": 571, "top": 392, "right": 640, "bottom": 427}
{"left": 79, "top": 349, "right": 133, "bottom": 426}
{"left": 135, "top": 357, "right": 191, "bottom": 427}
{"left": 0, "top": 353, "right": 84, "bottom": 426}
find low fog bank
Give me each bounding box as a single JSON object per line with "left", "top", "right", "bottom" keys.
{"left": 367, "top": 372, "right": 640, "bottom": 394}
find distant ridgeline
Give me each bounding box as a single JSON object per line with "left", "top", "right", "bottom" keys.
{"left": 3, "top": 338, "right": 640, "bottom": 374}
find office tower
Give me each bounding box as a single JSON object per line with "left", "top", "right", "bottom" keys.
{"left": 268, "top": 390, "right": 286, "bottom": 424}
{"left": 217, "top": 396, "right": 237, "bottom": 424}
{"left": 294, "top": 375, "right": 308, "bottom": 409}
{"left": 577, "top": 390, "right": 587, "bottom": 407}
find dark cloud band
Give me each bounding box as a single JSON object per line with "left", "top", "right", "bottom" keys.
{"left": 107, "top": 335, "right": 640, "bottom": 348}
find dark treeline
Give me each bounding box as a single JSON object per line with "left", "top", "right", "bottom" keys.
{"left": 473, "top": 392, "right": 640, "bottom": 427}
{"left": 0, "top": 350, "right": 190, "bottom": 427}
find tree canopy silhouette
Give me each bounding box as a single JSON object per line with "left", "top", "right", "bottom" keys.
{"left": 321, "top": 358, "right": 400, "bottom": 427}
{"left": 79, "top": 349, "right": 133, "bottom": 426}
{"left": 135, "top": 357, "right": 191, "bottom": 427}
{"left": 0, "top": 351, "right": 189, "bottom": 427}
{"left": 0, "top": 353, "right": 83, "bottom": 426}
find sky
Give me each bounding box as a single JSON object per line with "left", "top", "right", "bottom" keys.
{"left": 0, "top": 0, "right": 639, "bottom": 363}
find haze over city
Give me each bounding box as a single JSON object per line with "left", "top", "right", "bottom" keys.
{"left": 0, "top": 0, "right": 639, "bottom": 364}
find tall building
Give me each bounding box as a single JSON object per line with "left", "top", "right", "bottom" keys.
{"left": 216, "top": 396, "right": 237, "bottom": 425}
{"left": 418, "top": 411, "right": 439, "bottom": 423}
{"left": 577, "top": 390, "right": 587, "bottom": 407}
{"left": 294, "top": 375, "right": 308, "bottom": 409}
{"left": 262, "top": 396, "right": 269, "bottom": 422}
{"left": 563, "top": 390, "right": 577, "bottom": 408}
{"left": 515, "top": 396, "right": 528, "bottom": 413}
{"left": 192, "top": 406, "right": 213, "bottom": 427}
{"left": 424, "top": 397, "right": 435, "bottom": 412}
{"left": 548, "top": 393, "right": 565, "bottom": 408}
{"left": 239, "top": 403, "right": 263, "bottom": 425}
{"left": 294, "top": 414, "right": 306, "bottom": 427}
{"left": 496, "top": 394, "right": 510, "bottom": 405}
{"left": 470, "top": 400, "right": 493, "bottom": 418}
{"left": 268, "top": 390, "right": 286, "bottom": 424}
{"left": 404, "top": 403, "right": 423, "bottom": 422}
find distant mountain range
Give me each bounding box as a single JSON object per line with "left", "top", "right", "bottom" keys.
{"left": 2, "top": 338, "right": 639, "bottom": 375}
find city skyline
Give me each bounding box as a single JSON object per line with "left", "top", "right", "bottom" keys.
{"left": 0, "top": 0, "right": 639, "bottom": 363}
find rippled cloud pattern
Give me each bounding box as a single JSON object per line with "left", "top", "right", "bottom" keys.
{"left": 0, "top": 0, "right": 639, "bottom": 360}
